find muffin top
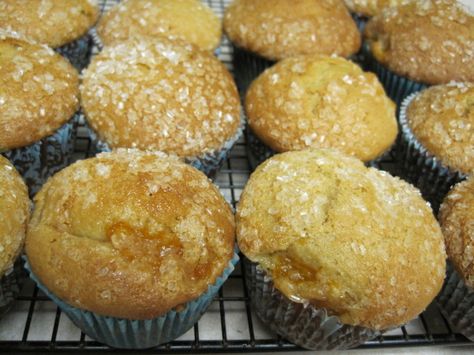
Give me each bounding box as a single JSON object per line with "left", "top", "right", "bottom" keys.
{"left": 0, "top": 0, "right": 99, "bottom": 48}
{"left": 224, "top": 0, "right": 361, "bottom": 61}
{"left": 26, "top": 149, "right": 235, "bottom": 319}
{"left": 365, "top": 0, "right": 474, "bottom": 84}
{"left": 440, "top": 178, "right": 474, "bottom": 288}
{"left": 0, "top": 156, "right": 29, "bottom": 275}
{"left": 81, "top": 37, "right": 241, "bottom": 158}
{"left": 344, "top": 0, "right": 411, "bottom": 17}
{"left": 405, "top": 82, "right": 473, "bottom": 175}
{"left": 97, "top": 0, "right": 222, "bottom": 51}
{"left": 237, "top": 149, "right": 446, "bottom": 330}
{"left": 246, "top": 55, "right": 397, "bottom": 162}
{"left": 0, "top": 31, "right": 79, "bottom": 151}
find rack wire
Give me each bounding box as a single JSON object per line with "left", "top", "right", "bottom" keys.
{"left": 0, "top": 0, "right": 472, "bottom": 353}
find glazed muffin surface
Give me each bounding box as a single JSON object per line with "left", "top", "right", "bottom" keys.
{"left": 344, "top": 0, "right": 410, "bottom": 17}
{"left": 246, "top": 55, "right": 397, "bottom": 162}
{"left": 364, "top": 0, "right": 474, "bottom": 84}
{"left": 0, "top": 156, "right": 29, "bottom": 275}
{"left": 439, "top": 178, "right": 474, "bottom": 288}
{"left": 81, "top": 37, "right": 241, "bottom": 158}
{"left": 0, "top": 0, "right": 99, "bottom": 48}
{"left": 0, "top": 31, "right": 79, "bottom": 151}
{"left": 97, "top": 0, "right": 221, "bottom": 51}
{"left": 237, "top": 149, "right": 446, "bottom": 330}
{"left": 26, "top": 150, "right": 235, "bottom": 319}
{"left": 406, "top": 82, "right": 473, "bottom": 175}
{"left": 224, "top": 0, "right": 360, "bottom": 60}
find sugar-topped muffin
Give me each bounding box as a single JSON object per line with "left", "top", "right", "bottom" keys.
{"left": 224, "top": 0, "right": 361, "bottom": 61}
{"left": 81, "top": 37, "right": 241, "bottom": 162}
{"left": 364, "top": 0, "right": 474, "bottom": 85}
{"left": 0, "top": 30, "right": 79, "bottom": 151}
{"left": 344, "top": 0, "right": 410, "bottom": 17}
{"left": 0, "top": 0, "right": 99, "bottom": 48}
{"left": 237, "top": 149, "right": 446, "bottom": 331}
{"left": 97, "top": 0, "right": 221, "bottom": 51}
{"left": 246, "top": 55, "right": 397, "bottom": 162}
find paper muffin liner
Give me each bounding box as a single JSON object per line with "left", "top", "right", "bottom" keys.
{"left": 246, "top": 126, "right": 392, "bottom": 171}
{"left": 437, "top": 263, "right": 474, "bottom": 341}
{"left": 88, "top": 122, "right": 244, "bottom": 178}
{"left": 2, "top": 117, "right": 78, "bottom": 197}
{"left": 24, "top": 251, "right": 239, "bottom": 349}
{"left": 0, "top": 259, "right": 26, "bottom": 318}
{"left": 55, "top": 34, "right": 93, "bottom": 71}
{"left": 398, "top": 93, "right": 466, "bottom": 210}
{"left": 243, "top": 260, "right": 380, "bottom": 350}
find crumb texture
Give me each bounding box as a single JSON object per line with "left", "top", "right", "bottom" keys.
{"left": 224, "top": 0, "right": 360, "bottom": 60}
{"left": 0, "top": 156, "right": 29, "bottom": 275}
{"left": 26, "top": 150, "right": 235, "bottom": 319}
{"left": 344, "top": 0, "right": 411, "bottom": 17}
{"left": 246, "top": 55, "right": 397, "bottom": 162}
{"left": 0, "top": 0, "right": 99, "bottom": 48}
{"left": 440, "top": 178, "right": 474, "bottom": 288}
{"left": 407, "top": 82, "right": 473, "bottom": 174}
{"left": 237, "top": 149, "right": 446, "bottom": 330}
{"left": 365, "top": 0, "right": 474, "bottom": 84}
{"left": 81, "top": 37, "right": 241, "bottom": 158}
{"left": 97, "top": 0, "right": 221, "bottom": 51}
{"left": 0, "top": 31, "right": 79, "bottom": 151}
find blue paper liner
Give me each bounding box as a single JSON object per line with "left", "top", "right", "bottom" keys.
{"left": 244, "top": 259, "right": 380, "bottom": 350}
{"left": 437, "top": 263, "right": 474, "bottom": 341}
{"left": 24, "top": 251, "right": 239, "bottom": 349}
{"left": 2, "top": 116, "right": 78, "bottom": 197}
{"left": 55, "top": 34, "right": 93, "bottom": 71}
{"left": 0, "top": 259, "right": 26, "bottom": 318}
{"left": 398, "top": 93, "right": 466, "bottom": 211}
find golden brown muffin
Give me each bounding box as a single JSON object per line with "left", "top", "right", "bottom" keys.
{"left": 440, "top": 178, "right": 474, "bottom": 288}
{"left": 97, "top": 0, "right": 221, "bottom": 51}
{"left": 0, "top": 156, "right": 29, "bottom": 276}
{"left": 224, "top": 0, "right": 361, "bottom": 61}
{"left": 237, "top": 149, "right": 446, "bottom": 330}
{"left": 365, "top": 0, "right": 474, "bottom": 84}
{"left": 405, "top": 82, "right": 473, "bottom": 175}
{"left": 246, "top": 55, "right": 397, "bottom": 162}
{"left": 0, "top": 0, "right": 99, "bottom": 48}
{"left": 344, "top": 0, "right": 411, "bottom": 17}
{"left": 0, "top": 30, "right": 80, "bottom": 151}
{"left": 81, "top": 37, "right": 241, "bottom": 159}
{"left": 26, "top": 149, "right": 235, "bottom": 319}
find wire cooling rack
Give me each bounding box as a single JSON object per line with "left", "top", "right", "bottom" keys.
{"left": 0, "top": 0, "right": 472, "bottom": 353}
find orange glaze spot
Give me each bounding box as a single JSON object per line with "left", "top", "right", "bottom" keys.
{"left": 272, "top": 255, "right": 318, "bottom": 284}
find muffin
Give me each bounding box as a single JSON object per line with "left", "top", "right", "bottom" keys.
{"left": 245, "top": 55, "right": 397, "bottom": 166}
{"left": 0, "top": 156, "right": 29, "bottom": 317}
{"left": 96, "top": 0, "right": 221, "bottom": 52}
{"left": 399, "top": 82, "right": 473, "bottom": 210}
{"left": 437, "top": 178, "right": 474, "bottom": 340}
{"left": 237, "top": 149, "right": 446, "bottom": 350}
{"left": 25, "top": 149, "right": 238, "bottom": 349}
{"left": 0, "top": 0, "right": 100, "bottom": 69}
{"left": 0, "top": 30, "right": 80, "bottom": 195}
{"left": 224, "top": 0, "right": 361, "bottom": 92}
{"left": 81, "top": 36, "right": 242, "bottom": 177}
{"left": 344, "top": 0, "right": 411, "bottom": 30}
{"left": 364, "top": 0, "right": 474, "bottom": 105}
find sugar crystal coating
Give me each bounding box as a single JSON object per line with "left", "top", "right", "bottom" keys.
{"left": 344, "top": 0, "right": 411, "bottom": 17}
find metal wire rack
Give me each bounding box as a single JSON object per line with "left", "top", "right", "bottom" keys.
{"left": 0, "top": 0, "right": 472, "bottom": 353}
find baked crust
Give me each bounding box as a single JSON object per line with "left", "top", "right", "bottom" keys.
{"left": 0, "top": 0, "right": 99, "bottom": 48}
{"left": 406, "top": 82, "right": 473, "bottom": 174}
{"left": 80, "top": 37, "right": 241, "bottom": 158}
{"left": 0, "top": 156, "right": 29, "bottom": 275}
{"left": 344, "top": 0, "right": 411, "bottom": 17}
{"left": 246, "top": 55, "right": 397, "bottom": 162}
{"left": 365, "top": 0, "right": 474, "bottom": 84}
{"left": 237, "top": 149, "right": 446, "bottom": 330}
{"left": 0, "top": 31, "right": 79, "bottom": 151}
{"left": 97, "top": 0, "right": 222, "bottom": 51}
{"left": 224, "top": 0, "right": 361, "bottom": 60}
{"left": 439, "top": 178, "right": 474, "bottom": 288}
{"left": 26, "top": 150, "right": 235, "bottom": 319}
